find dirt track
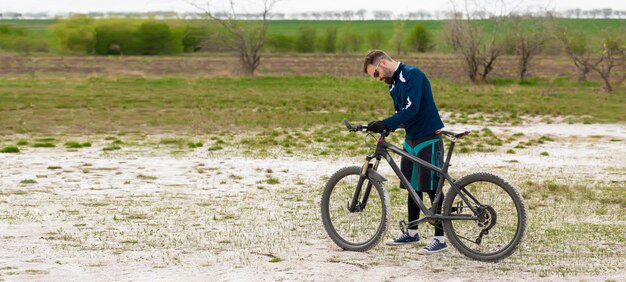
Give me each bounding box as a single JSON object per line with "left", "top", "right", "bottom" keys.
{"left": 0, "top": 54, "right": 579, "bottom": 81}
{"left": 1, "top": 122, "right": 625, "bottom": 280}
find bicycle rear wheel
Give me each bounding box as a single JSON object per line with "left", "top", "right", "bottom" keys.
{"left": 443, "top": 173, "right": 527, "bottom": 261}
{"left": 321, "top": 166, "right": 390, "bottom": 252}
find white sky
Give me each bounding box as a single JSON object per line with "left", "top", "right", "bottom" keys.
{"left": 1, "top": 0, "right": 625, "bottom": 15}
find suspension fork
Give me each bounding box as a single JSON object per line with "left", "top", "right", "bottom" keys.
{"left": 360, "top": 156, "right": 380, "bottom": 209}
{"left": 348, "top": 156, "right": 380, "bottom": 212}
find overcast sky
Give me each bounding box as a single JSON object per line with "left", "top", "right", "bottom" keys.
{"left": 1, "top": 0, "right": 624, "bottom": 15}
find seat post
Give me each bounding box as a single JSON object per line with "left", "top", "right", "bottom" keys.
{"left": 442, "top": 139, "right": 456, "bottom": 174}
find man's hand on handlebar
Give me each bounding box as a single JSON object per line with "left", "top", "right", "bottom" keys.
{"left": 367, "top": 121, "right": 387, "bottom": 133}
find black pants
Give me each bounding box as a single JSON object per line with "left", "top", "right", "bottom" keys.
{"left": 401, "top": 133, "right": 444, "bottom": 236}
{"left": 407, "top": 191, "right": 444, "bottom": 236}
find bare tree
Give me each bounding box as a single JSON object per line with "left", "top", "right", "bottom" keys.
{"left": 552, "top": 20, "right": 625, "bottom": 92}
{"left": 356, "top": 9, "right": 367, "bottom": 20}
{"left": 373, "top": 10, "right": 392, "bottom": 20}
{"left": 445, "top": 1, "right": 508, "bottom": 83}
{"left": 508, "top": 16, "right": 549, "bottom": 80}
{"left": 342, "top": 10, "right": 354, "bottom": 20}
{"left": 574, "top": 8, "right": 582, "bottom": 19}
{"left": 192, "top": 0, "right": 279, "bottom": 76}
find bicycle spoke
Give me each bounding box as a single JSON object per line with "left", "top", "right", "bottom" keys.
{"left": 444, "top": 174, "right": 526, "bottom": 260}
{"left": 327, "top": 173, "right": 384, "bottom": 245}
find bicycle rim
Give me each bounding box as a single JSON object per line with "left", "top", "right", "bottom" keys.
{"left": 444, "top": 173, "right": 526, "bottom": 261}
{"left": 322, "top": 167, "right": 388, "bottom": 250}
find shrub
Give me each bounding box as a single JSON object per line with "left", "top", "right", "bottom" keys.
{"left": 321, "top": 27, "right": 338, "bottom": 53}
{"left": 94, "top": 20, "right": 138, "bottom": 55}
{"left": 135, "top": 20, "right": 182, "bottom": 55}
{"left": 53, "top": 15, "right": 95, "bottom": 53}
{"left": 367, "top": 31, "right": 384, "bottom": 49}
{"left": 296, "top": 27, "right": 316, "bottom": 53}
{"left": 266, "top": 34, "right": 297, "bottom": 52}
{"left": 182, "top": 24, "right": 212, "bottom": 53}
{"left": 339, "top": 31, "right": 363, "bottom": 52}
{"left": 407, "top": 24, "right": 432, "bottom": 52}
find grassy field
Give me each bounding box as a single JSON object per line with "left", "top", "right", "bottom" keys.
{"left": 0, "top": 75, "right": 624, "bottom": 136}
{"left": 1, "top": 18, "right": 624, "bottom": 53}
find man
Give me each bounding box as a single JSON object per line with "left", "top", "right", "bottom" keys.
{"left": 363, "top": 50, "right": 447, "bottom": 254}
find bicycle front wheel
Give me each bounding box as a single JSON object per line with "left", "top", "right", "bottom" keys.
{"left": 320, "top": 166, "right": 390, "bottom": 252}
{"left": 443, "top": 173, "right": 527, "bottom": 261}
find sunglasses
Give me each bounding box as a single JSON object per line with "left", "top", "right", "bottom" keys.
{"left": 373, "top": 61, "right": 381, "bottom": 78}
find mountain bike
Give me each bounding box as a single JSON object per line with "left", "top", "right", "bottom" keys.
{"left": 320, "top": 119, "right": 527, "bottom": 261}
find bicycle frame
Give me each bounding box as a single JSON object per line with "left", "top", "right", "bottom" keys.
{"left": 354, "top": 132, "right": 481, "bottom": 229}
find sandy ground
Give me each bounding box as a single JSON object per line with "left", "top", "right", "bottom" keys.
{"left": 0, "top": 122, "right": 625, "bottom": 281}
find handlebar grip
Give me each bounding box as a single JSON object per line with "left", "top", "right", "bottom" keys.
{"left": 344, "top": 119, "right": 367, "bottom": 132}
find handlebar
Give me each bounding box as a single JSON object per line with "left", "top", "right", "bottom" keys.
{"left": 343, "top": 119, "right": 367, "bottom": 132}
{"left": 344, "top": 119, "right": 471, "bottom": 139}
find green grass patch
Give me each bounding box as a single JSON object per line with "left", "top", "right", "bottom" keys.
{"left": 0, "top": 145, "right": 20, "bottom": 153}
{"left": 31, "top": 142, "right": 55, "bottom": 148}
{"left": 159, "top": 137, "right": 187, "bottom": 146}
{"left": 137, "top": 174, "right": 157, "bottom": 180}
{"left": 20, "top": 179, "right": 37, "bottom": 184}
{"left": 64, "top": 141, "right": 91, "bottom": 148}
{"left": 269, "top": 257, "right": 282, "bottom": 263}
{"left": 266, "top": 177, "right": 280, "bottom": 184}
{"left": 208, "top": 145, "right": 223, "bottom": 151}
{"left": 188, "top": 142, "right": 203, "bottom": 148}
{"left": 125, "top": 214, "right": 149, "bottom": 220}
{"left": 102, "top": 145, "right": 121, "bottom": 151}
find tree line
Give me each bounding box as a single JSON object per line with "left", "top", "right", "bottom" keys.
{"left": 2, "top": 16, "right": 433, "bottom": 56}
{"left": 266, "top": 24, "right": 432, "bottom": 54}
{"left": 3, "top": 8, "right": 626, "bottom": 20}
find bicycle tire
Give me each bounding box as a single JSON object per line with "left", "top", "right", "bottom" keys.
{"left": 442, "top": 172, "right": 527, "bottom": 261}
{"left": 321, "top": 166, "right": 391, "bottom": 252}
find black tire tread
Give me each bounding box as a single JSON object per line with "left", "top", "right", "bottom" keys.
{"left": 442, "top": 172, "right": 528, "bottom": 261}
{"left": 320, "top": 166, "right": 391, "bottom": 252}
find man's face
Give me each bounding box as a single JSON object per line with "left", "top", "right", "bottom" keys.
{"left": 366, "top": 59, "right": 394, "bottom": 85}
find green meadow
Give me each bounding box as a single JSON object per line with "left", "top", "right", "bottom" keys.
{"left": 0, "top": 75, "right": 623, "bottom": 135}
